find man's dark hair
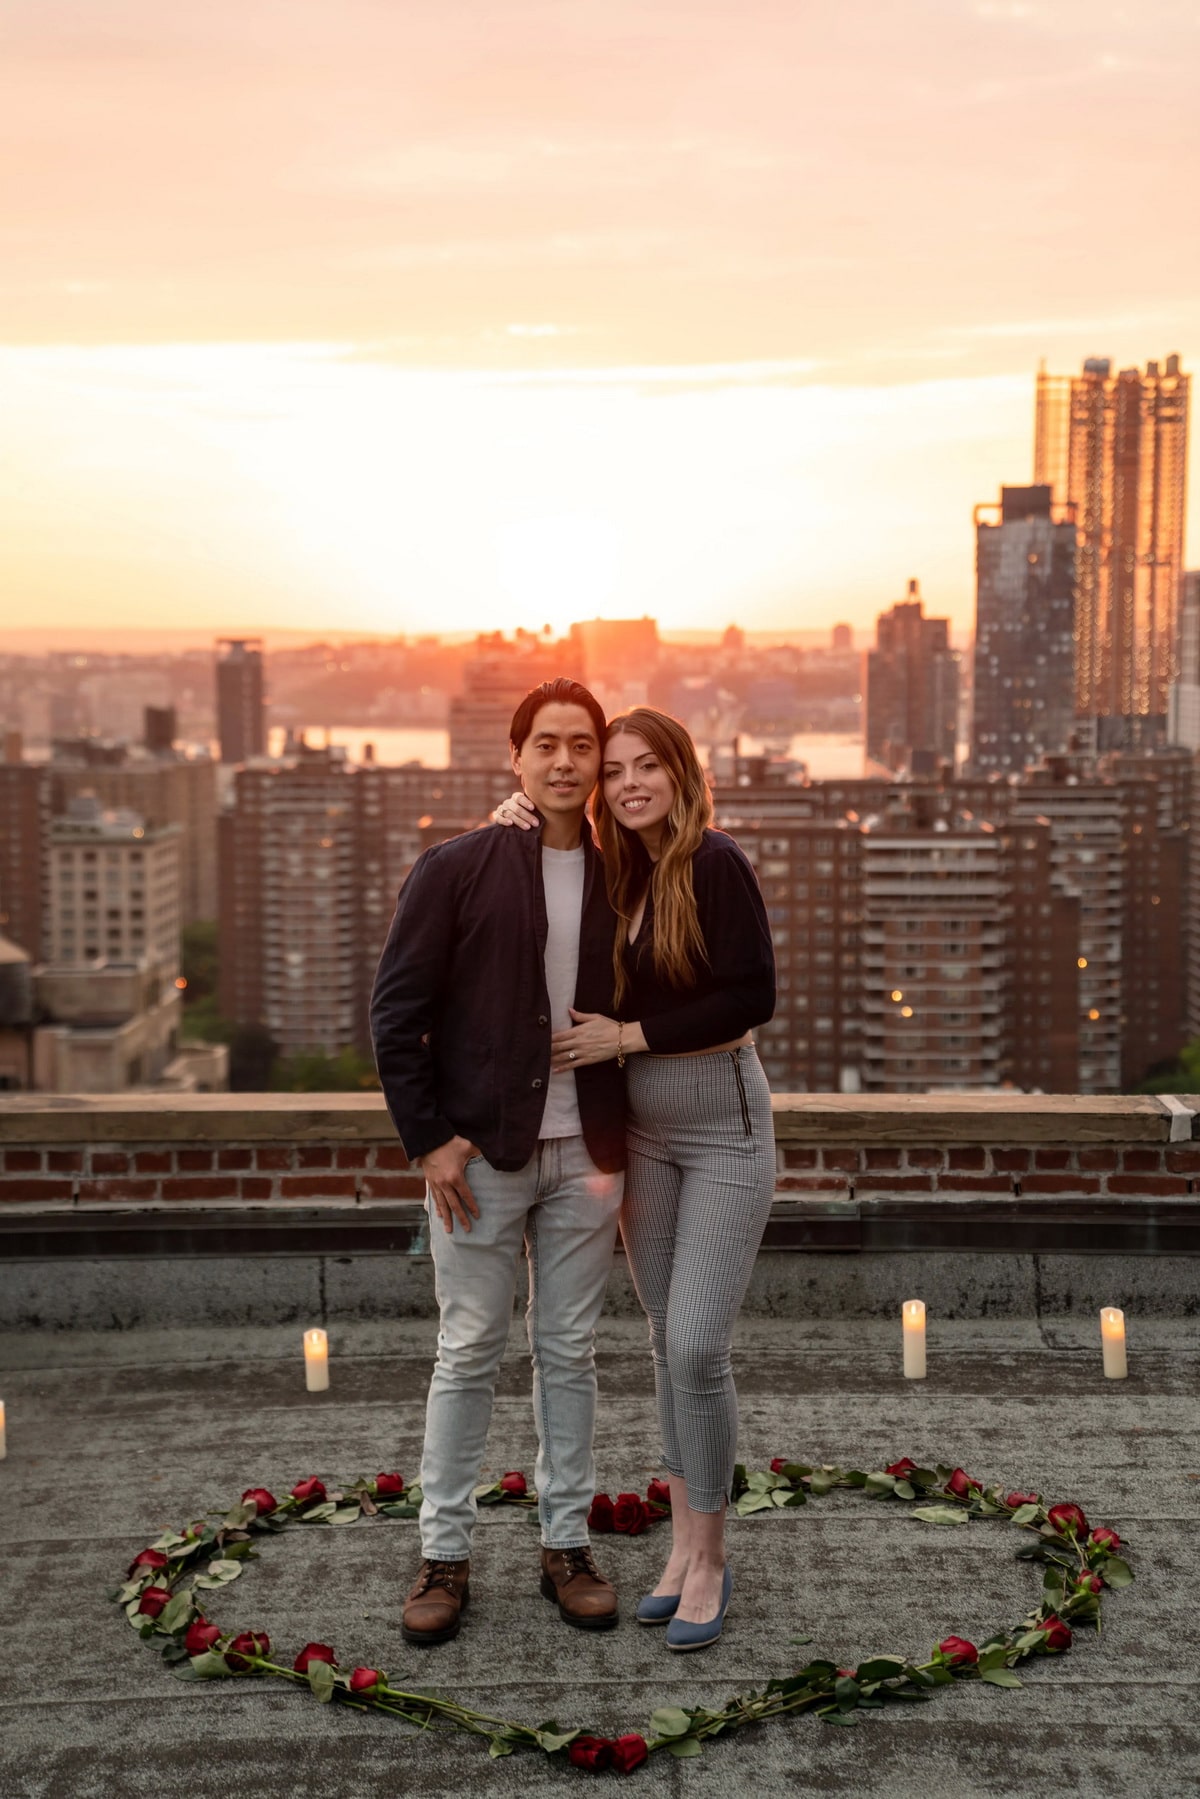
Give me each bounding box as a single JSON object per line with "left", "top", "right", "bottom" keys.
{"left": 509, "top": 678, "right": 607, "bottom": 752}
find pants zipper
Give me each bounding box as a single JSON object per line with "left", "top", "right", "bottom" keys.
{"left": 729, "top": 1049, "right": 752, "bottom": 1137}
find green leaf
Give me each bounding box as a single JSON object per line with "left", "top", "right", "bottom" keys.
{"left": 308, "top": 1661, "right": 336, "bottom": 1704}
{"left": 789, "top": 1635, "right": 814, "bottom": 1645}
{"left": 329, "top": 1506, "right": 363, "bottom": 1526}
{"left": 223, "top": 1502, "right": 256, "bottom": 1529}
{"left": 159, "top": 1593, "right": 193, "bottom": 1634}
{"left": 1103, "top": 1556, "right": 1134, "bottom": 1588}
{"left": 666, "top": 1737, "right": 703, "bottom": 1758}
{"left": 299, "top": 1501, "right": 337, "bottom": 1523}
{"left": 910, "top": 1467, "right": 940, "bottom": 1488}
{"left": 1012, "top": 1503, "right": 1040, "bottom": 1525}
{"left": 864, "top": 1473, "right": 897, "bottom": 1494}
{"left": 770, "top": 1488, "right": 794, "bottom": 1507}
{"left": 650, "top": 1706, "right": 692, "bottom": 1738}
{"left": 220, "top": 1540, "right": 258, "bottom": 1562}
{"left": 856, "top": 1657, "right": 907, "bottom": 1684}
{"left": 911, "top": 1505, "right": 969, "bottom": 1527}
{"left": 782, "top": 1488, "right": 808, "bottom": 1507}
{"left": 808, "top": 1473, "right": 835, "bottom": 1496}
{"left": 894, "top": 1479, "right": 915, "bottom": 1499}
{"left": 834, "top": 1676, "right": 860, "bottom": 1711}
{"left": 535, "top": 1728, "right": 579, "bottom": 1753}
{"left": 979, "top": 1667, "right": 1023, "bottom": 1688}
{"left": 735, "top": 1491, "right": 776, "bottom": 1516}
{"left": 976, "top": 1645, "right": 1015, "bottom": 1672}
{"left": 818, "top": 1707, "right": 856, "bottom": 1726}
{"left": 378, "top": 1502, "right": 420, "bottom": 1519}
{"left": 473, "top": 1482, "right": 501, "bottom": 1501}
{"left": 779, "top": 1462, "right": 812, "bottom": 1480}
{"left": 194, "top": 1559, "right": 243, "bottom": 1590}
{"left": 489, "top": 1736, "right": 514, "bottom": 1757}
{"left": 185, "top": 1650, "right": 237, "bottom": 1679}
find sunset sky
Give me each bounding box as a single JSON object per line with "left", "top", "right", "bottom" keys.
{"left": 2, "top": 0, "right": 1197, "bottom": 642}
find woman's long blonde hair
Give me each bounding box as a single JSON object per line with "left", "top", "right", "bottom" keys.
{"left": 593, "top": 708, "right": 713, "bottom": 1008}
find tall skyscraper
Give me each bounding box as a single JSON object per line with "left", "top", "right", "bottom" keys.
{"left": 215, "top": 638, "right": 266, "bottom": 763}
{"left": 1168, "top": 571, "right": 1200, "bottom": 750}
{"left": 971, "top": 485, "right": 1077, "bottom": 774}
{"left": 1034, "top": 355, "right": 1190, "bottom": 731}
{"left": 865, "top": 581, "right": 958, "bottom": 774}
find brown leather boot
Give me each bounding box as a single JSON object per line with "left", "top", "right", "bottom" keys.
{"left": 539, "top": 1546, "right": 618, "bottom": 1630}
{"left": 402, "top": 1558, "right": 470, "bottom": 1645}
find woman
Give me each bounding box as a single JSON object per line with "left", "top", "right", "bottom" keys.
{"left": 497, "top": 707, "right": 776, "bottom": 1650}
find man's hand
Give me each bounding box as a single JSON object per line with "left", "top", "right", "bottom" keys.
{"left": 418, "top": 1136, "right": 483, "bottom": 1234}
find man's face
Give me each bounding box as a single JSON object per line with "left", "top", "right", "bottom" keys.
{"left": 510, "top": 702, "right": 601, "bottom": 820}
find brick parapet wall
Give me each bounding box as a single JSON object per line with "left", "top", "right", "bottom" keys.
{"left": 0, "top": 1093, "right": 1197, "bottom": 1211}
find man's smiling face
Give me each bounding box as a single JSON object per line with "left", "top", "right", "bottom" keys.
{"left": 510, "top": 701, "right": 602, "bottom": 823}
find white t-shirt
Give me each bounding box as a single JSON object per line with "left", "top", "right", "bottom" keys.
{"left": 539, "top": 843, "right": 586, "bottom": 1138}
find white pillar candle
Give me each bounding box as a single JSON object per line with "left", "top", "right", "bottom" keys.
{"left": 902, "top": 1300, "right": 927, "bottom": 1380}
{"left": 0, "top": 1399, "right": 6, "bottom": 1459}
{"left": 1100, "top": 1307, "right": 1127, "bottom": 1379}
{"left": 304, "top": 1328, "right": 330, "bottom": 1392}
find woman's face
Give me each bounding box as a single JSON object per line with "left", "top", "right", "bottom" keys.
{"left": 602, "top": 729, "right": 676, "bottom": 849}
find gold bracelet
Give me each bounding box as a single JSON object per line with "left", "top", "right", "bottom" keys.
{"left": 616, "top": 1022, "right": 626, "bottom": 1069}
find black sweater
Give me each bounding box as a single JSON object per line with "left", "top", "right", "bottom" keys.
{"left": 622, "top": 829, "right": 776, "bottom": 1053}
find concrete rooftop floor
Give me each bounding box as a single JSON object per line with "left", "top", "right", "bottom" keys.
{"left": 2, "top": 1311, "right": 1198, "bottom": 1798}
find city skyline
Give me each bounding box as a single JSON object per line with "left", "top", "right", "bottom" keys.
{"left": 2, "top": 1, "right": 1198, "bottom": 639}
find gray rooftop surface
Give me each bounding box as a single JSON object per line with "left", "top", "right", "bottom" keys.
{"left": 1, "top": 1312, "right": 1198, "bottom": 1798}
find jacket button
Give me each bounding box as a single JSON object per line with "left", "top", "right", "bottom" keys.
{"left": 532, "top": 1078, "right": 543, "bottom": 1090}
{"left": 538, "top": 1015, "right": 549, "bottom": 1026}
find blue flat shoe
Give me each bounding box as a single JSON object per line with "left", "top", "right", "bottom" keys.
{"left": 664, "top": 1566, "right": 733, "bottom": 1652}
{"left": 635, "top": 1590, "right": 681, "bottom": 1625}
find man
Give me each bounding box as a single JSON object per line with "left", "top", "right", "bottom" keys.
{"left": 371, "top": 677, "right": 625, "bottom": 1645}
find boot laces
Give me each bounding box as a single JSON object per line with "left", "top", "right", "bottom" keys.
{"left": 419, "top": 1559, "right": 465, "bottom": 1594}
{"left": 561, "top": 1546, "right": 602, "bottom": 1583}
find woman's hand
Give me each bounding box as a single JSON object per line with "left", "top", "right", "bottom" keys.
{"left": 551, "top": 1008, "right": 621, "bottom": 1071}
{"left": 551, "top": 1008, "right": 646, "bottom": 1071}
{"left": 492, "top": 790, "right": 538, "bottom": 829}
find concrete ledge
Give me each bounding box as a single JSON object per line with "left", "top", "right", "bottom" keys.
{"left": 0, "top": 1089, "right": 1196, "bottom": 1144}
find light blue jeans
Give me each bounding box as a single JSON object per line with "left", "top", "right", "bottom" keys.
{"left": 418, "top": 1135, "right": 624, "bottom": 1561}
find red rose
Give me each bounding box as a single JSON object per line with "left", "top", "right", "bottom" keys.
{"left": 1005, "top": 1491, "right": 1039, "bottom": 1509}
{"left": 611, "top": 1734, "right": 649, "bottom": 1775}
{"left": 185, "top": 1618, "right": 221, "bottom": 1655}
{"left": 241, "top": 1487, "right": 278, "bottom": 1516}
{"left": 374, "top": 1472, "right": 405, "bottom": 1497}
{"left": 349, "top": 1666, "right": 383, "bottom": 1693}
{"left": 886, "top": 1457, "right": 917, "bottom": 1477}
{"left": 1089, "top": 1525, "right": 1121, "bottom": 1551}
{"left": 646, "top": 1479, "right": 672, "bottom": 1506}
{"left": 136, "top": 1586, "right": 173, "bottom": 1618}
{"left": 127, "top": 1548, "right": 169, "bottom": 1579}
{"left": 945, "top": 1468, "right": 981, "bottom": 1498}
{"left": 1074, "top": 1572, "right": 1102, "bottom": 1594}
{"left": 612, "top": 1492, "right": 651, "bottom": 1535}
{"left": 294, "top": 1641, "right": 338, "bottom": 1672}
{"left": 225, "top": 1629, "right": 270, "bottom": 1671}
{"left": 837, "top": 1667, "right": 857, "bottom": 1680}
{"left": 770, "top": 1456, "right": 790, "bottom": 1474}
{"left": 1046, "top": 1502, "right": 1088, "bottom": 1537}
{"left": 1039, "top": 1614, "right": 1072, "bottom": 1652}
{"left": 290, "top": 1478, "right": 327, "bottom": 1506}
{"left": 588, "top": 1493, "right": 615, "bottom": 1532}
{"left": 499, "top": 1471, "right": 527, "bottom": 1496}
{"left": 938, "top": 1636, "right": 979, "bottom": 1666}
{"left": 568, "top": 1736, "right": 613, "bottom": 1771}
